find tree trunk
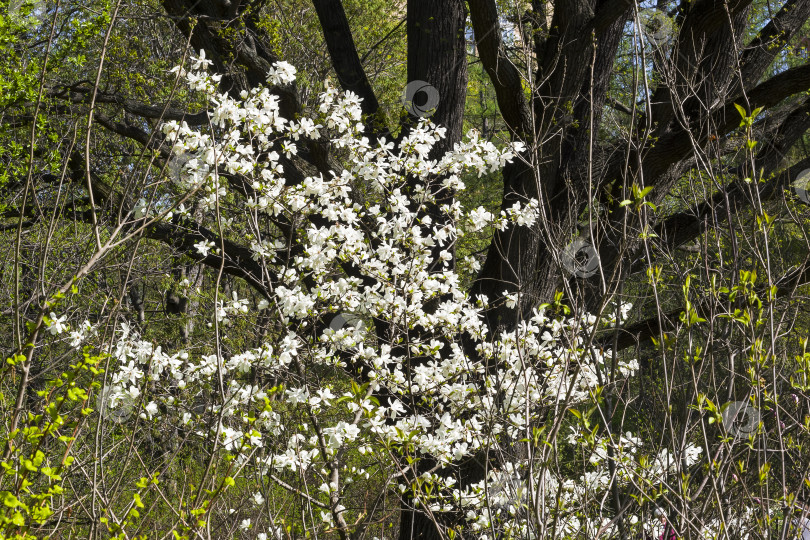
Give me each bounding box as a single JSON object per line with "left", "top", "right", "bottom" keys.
{"left": 398, "top": 2, "right": 468, "bottom": 537}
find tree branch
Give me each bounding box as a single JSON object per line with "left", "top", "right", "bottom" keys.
{"left": 312, "top": 0, "right": 381, "bottom": 120}
{"left": 650, "top": 156, "right": 810, "bottom": 256}
{"left": 468, "top": 0, "right": 532, "bottom": 137}
{"left": 738, "top": 0, "right": 810, "bottom": 92}
{"left": 607, "top": 260, "right": 810, "bottom": 351}
{"left": 144, "top": 216, "right": 270, "bottom": 297}
{"left": 161, "top": 0, "right": 299, "bottom": 116}
{"left": 60, "top": 86, "right": 210, "bottom": 125}
{"left": 647, "top": 103, "right": 810, "bottom": 262}
{"left": 638, "top": 62, "right": 810, "bottom": 186}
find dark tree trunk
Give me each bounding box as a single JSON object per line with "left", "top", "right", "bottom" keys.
{"left": 398, "top": 3, "right": 469, "bottom": 538}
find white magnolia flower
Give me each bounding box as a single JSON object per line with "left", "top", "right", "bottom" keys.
{"left": 133, "top": 198, "right": 149, "bottom": 219}
{"left": 194, "top": 240, "right": 216, "bottom": 257}
{"left": 47, "top": 312, "right": 68, "bottom": 335}
{"left": 220, "top": 427, "right": 243, "bottom": 451}
{"left": 267, "top": 61, "right": 296, "bottom": 85}
{"left": 144, "top": 401, "right": 159, "bottom": 418}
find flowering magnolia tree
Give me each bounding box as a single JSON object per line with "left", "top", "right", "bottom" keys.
{"left": 4, "top": 53, "right": 703, "bottom": 539}
{"left": 4, "top": 0, "right": 810, "bottom": 539}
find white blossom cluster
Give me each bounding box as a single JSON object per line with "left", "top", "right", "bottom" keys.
{"left": 51, "top": 53, "right": 760, "bottom": 539}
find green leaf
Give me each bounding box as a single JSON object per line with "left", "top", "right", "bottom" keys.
{"left": 3, "top": 492, "right": 19, "bottom": 508}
